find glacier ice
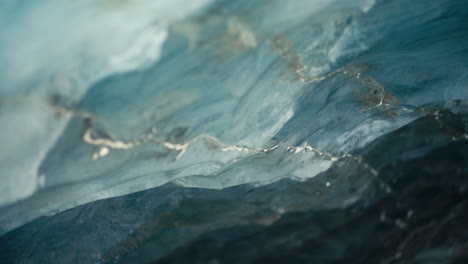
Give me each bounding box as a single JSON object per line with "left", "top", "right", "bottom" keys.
{"left": 1, "top": 103, "right": 468, "bottom": 263}
{"left": 0, "top": 0, "right": 468, "bottom": 262}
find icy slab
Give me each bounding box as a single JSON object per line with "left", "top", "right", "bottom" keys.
{"left": 1, "top": 0, "right": 468, "bottom": 235}
{"left": 1, "top": 102, "right": 467, "bottom": 263}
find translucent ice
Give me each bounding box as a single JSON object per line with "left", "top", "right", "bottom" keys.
{"left": 1, "top": 0, "right": 467, "bottom": 237}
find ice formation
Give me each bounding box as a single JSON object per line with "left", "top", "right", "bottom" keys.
{"left": 0, "top": 0, "right": 467, "bottom": 263}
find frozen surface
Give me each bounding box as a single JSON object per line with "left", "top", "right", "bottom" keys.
{"left": 1, "top": 102, "right": 467, "bottom": 263}
{"left": 0, "top": 0, "right": 467, "bottom": 252}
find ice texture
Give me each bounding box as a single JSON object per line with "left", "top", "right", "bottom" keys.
{"left": 0, "top": 0, "right": 467, "bottom": 254}
{"left": 1, "top": 102, "right": 467, "bottom": 263}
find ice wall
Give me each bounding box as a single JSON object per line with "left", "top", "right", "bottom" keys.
{"left": 0, "top": 0, "right": 467, "bottom": 236}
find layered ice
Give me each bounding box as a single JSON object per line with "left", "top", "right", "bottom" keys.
{"left": 1, "top": 0, "right": 467, "bottom": 239}
{"left": 1, "top": 101, "right": 467, "bottom": 263}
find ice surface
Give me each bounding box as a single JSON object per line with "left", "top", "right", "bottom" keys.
{"left": 0, "top": 0, "right": 467, "bottom": 246}
{"left": 0, "top": 0, "right": 213, "bottom": 205}
{"left": 1, "top": 102, "right": 467, "bottom": 263}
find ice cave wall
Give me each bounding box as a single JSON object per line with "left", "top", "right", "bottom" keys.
{"left": 0, "top": 0, "right": 467, "bottom": 235}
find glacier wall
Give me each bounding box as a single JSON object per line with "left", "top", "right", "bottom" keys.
{"left": 1, "top": 0, "right": 467, "bottom": 236}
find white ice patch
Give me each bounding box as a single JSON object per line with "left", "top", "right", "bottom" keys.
{"left": 108, "top": 24, "right": 168, "bottom": 74}
{"left": 361, "top": 0, "right": 376, "bottom": 13}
